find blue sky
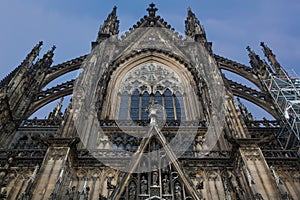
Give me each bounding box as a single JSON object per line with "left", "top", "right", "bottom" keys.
{"left": 1, "top": 0, "right": 299, "bottom": 78}
{"left": 0, "top": 0, "right": 299, "bottom": 118}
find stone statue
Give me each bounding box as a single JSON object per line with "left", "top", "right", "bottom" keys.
{"left": 141, "top": 176, "right": 148, "bottom": 194}
{"left": 128, "top": 182, "right": 136, "bottom": 200}
{"left": 196, "top": 175, "right": 204, "bottom": 191}
{"left": 162, "top": 175, "right": 170, "bottom": 194}
{"left": 66, "top": 186, "right": 77, "bottom": 199}
{"left": 152, "top": 171, "right": 158, "bottom": 185}
{"left": 174, "top": 182, "right": 182, "bottom": 200}
{"left": 107, "top": 175, "right": 114, "bottom": 189}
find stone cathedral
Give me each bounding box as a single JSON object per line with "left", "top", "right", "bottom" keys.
{"left": 0, "top": 3, "right": 299, "bottom": 200}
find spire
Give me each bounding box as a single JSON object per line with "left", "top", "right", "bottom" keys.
{"left": 96, "top": 6, "right": 119, "bottom": 43}
{"left": 26, "top": 41, "right": 43, "bottom": 65}
{"left": 237, "top": 97, "right": 254, "bottom": 121}
{"left": 48, "top": 97, "right": 64, "bottom": 120}
{"left": 260, "top": 42, "right": 286, "bottom": 76}
{"left": 246, "top": 46, "right": 262, "bottom": 69}
{"left": 17, "top": 41, "right": 43, "bottom": 70}
{"left": 34, "top": 45, "right": 56, "bottom": 69}
{"left": 246, "top": 46, "right": 271, "bottom": 74}
{"left": 0, "top": 41, "right": 43, "bottom": 88}
{"left": 185, "top": 7, "right": 206, "bottom": 42}
{"left": 147, "top": 3, "right": 158, "bottom": 17}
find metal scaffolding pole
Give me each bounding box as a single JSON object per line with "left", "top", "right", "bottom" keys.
{"left": 263, "top": 67, "right": 300, "bottom": 149}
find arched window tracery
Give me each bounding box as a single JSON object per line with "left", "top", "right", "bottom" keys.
{"left": 118, "top": 63, "right": 186, "bottom": 121}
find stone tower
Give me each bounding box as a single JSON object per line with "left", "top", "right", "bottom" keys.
{"left": 0, "top": 4, "right": 299, "bottom": 200}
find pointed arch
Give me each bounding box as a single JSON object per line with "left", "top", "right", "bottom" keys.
{"left": 101, "top": 53, "right": 202, "bottom": 121}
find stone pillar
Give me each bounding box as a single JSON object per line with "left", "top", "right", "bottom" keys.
{"left": 238, "top": 144, "right": 281, "bottom": 199}
{"left": 31, "top": 139, "right": 75, "bottom": 199}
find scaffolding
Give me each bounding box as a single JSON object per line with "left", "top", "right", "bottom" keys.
{"left": 263, "top": 67, "right": 300, "bottom": 149}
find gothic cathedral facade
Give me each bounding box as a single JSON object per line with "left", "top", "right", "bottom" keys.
{"left": 0, "top": 4, "right": 299, "bottom": 200}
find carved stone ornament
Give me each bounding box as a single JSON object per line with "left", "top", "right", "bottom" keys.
{"left": 47, "top": 147, "right": 69, "bottom": 160}
{"left": 120, "top": 62, "right": 183, "bottom": 95}
{"left": 240, "top": 147, "right": 261, "bottom": 161}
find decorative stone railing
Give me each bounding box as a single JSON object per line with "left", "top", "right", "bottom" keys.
{"left": 0, "top": 149, "right": 298, "bottom": 167}
{"left": 262, "top": 150, "right": 299, "bottom": 159}
{"left": 245, "top": 120, "right": 280, "bottom": 128}
{"left": 99, "top": 120, "right": 207, "bottom": 127}
{"left": 20, "top": 119, "right": 62, "bottom": 127}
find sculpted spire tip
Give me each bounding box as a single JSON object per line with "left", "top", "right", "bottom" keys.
{"left": 147, "top": 3, "right": 158, "bottom": 17}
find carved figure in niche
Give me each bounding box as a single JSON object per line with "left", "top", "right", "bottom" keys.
{"left": 196, "top": 175, "right": 204, "bottom": 191}
{"left": 174, "top": 182, "right": 182, "bottom": 200}
{"left": 229, "top": 174, "right": 244, "bottom": 199}
{"left": 162, "top": 175, "right": 170, "bottom": 194}
{"left": 141, "top": 176, "right": 148, "bottom": 194}
{"left": 128, "top": 182, "right": 136, "bottom": 200}
{"left": 107, "top": 175, "right": 114, "bottom": 189}
{"left": 152, "top": 170, "right": 158, "bottom": 185}
{"left": 66, "top": 186, "right": 78, "bottom": 199}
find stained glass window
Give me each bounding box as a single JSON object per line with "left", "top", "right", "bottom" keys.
{"left": 119, "top": 63, "right": 186, "bottom": 121}
{"left": 123, "top": 89, "right": 185, "bottom": 121}
{"left": 119, "top": 92, "right": 129, "bottom": 120}
{"left": 164, "top": 89, "right": 174, "bottom": 120}
{"left": 130, "top": 89, "right": 140, "bottom": 120}
{"left": 141, "top": 92, "right": 150, "bottom": 120}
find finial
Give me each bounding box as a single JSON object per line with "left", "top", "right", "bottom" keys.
{"left": 147, "top": 3, "right": 158, "bottom": 17}
{"left": 38, "top": 41, "right": 43, "bottom": 47}
{"left": 41, "top": 45, "right": 56, "bottom": 58}
{"left": 45, "top": 45, "right": 56, "bottom": 59}
{"left": 112, "top": 6, "right": 117, "bottom": 14}
{"left": 246, "top": 46, "right": 259, "bottom": 58}
{"left": 246, "top": 46, "right": 251, "bottom": 52}
{"left": 30, "top": 41, "right": 43, "bottom": 55}
{"left": 260, "top": 42, "right": 274, "bottom": 58}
